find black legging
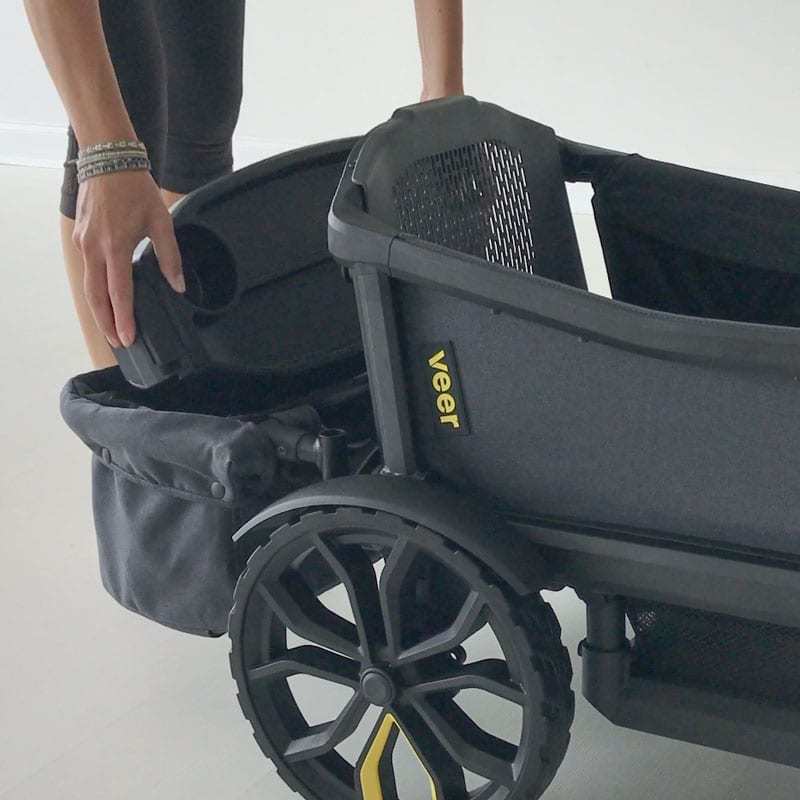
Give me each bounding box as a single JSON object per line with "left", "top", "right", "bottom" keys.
{"left": 61, "top": 0, "right": 246, "bottom": 218}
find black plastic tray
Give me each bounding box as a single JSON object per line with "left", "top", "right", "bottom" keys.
{"left": 117, "top": 137, "right": 362, "bottom": 388}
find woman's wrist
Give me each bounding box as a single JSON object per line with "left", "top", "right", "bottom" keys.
{"left": 70, "top": 100, "right": 138, "bottom": 150}
{"left": 421, "top": 82, "right": 464, "bottom": 102}
{"left": 73, "top": 118, "right": 138, "bottom": 151}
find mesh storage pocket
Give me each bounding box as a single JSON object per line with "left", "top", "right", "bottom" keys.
{"left": 628, "top": 600, "right": 800, "bottom": 709}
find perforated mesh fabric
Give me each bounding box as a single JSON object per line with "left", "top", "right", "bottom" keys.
{"left": 628, "top": 600, "right": 800, "bottom": 709}
{"left": 392, "top": 139, "right": 537, "bottom": 273}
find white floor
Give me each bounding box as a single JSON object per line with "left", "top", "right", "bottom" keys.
{"left": 0, "top": 163, "right": 797, "bottom": 800}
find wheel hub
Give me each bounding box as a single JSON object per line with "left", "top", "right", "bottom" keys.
{"left": 360, "top": 667, "right": 396, "bottom": 707}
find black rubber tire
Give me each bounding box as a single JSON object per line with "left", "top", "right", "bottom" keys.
{"left": 229, "top": 507, "right": 574, "bottom": 800}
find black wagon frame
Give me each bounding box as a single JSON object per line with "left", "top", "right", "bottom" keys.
{"left": 63, "top": 96, "right": 800, "bottom": 800}
{"left": 317, "top": 102, "right": 800, "bottom": 772}
{"left": 337, "top": 237, "right": 800, "bottom": 773}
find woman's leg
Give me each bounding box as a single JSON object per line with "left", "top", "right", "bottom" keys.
{"left": 161, "top": 188, "right": 186, "bottom": 208}
{"left": 155, "top": 0, "right": 246, "bottom": 198}
{"left": 60, "top": 0, "right": 167, "bottom": 368}
{"left": 414, "top": 0, "right": 464, "bottom": 101}
{"left": 60, "top": 215, "right": 116, "bottom": 367}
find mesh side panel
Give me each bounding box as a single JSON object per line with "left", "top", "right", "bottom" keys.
{"left": 392, "top": 139, "right": 537, "bottom": 273}
{"left": 602, "top": 224, "right": 800, "bottom": 326}
{"left": 628, "top": 600, "right": 800, "bottom": 709}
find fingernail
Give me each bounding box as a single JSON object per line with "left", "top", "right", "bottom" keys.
{"left": 121, "top": 331, "right": 134, "bottom": 348}
{"left": 173, "top": 272, "right": 186, "bottom": 293}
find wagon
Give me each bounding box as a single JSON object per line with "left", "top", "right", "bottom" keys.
{"left": 63, "top": 96, "right": 800, "bottom": 799}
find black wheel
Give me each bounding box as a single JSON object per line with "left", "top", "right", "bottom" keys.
{"left": 229, "top": 508, "right": 573, "bottom": 800}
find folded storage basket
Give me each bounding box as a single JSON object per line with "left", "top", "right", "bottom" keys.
{"left": 61, "top": 364, "right": 371, "bottom": 636}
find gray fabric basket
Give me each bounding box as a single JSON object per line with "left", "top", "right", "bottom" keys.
{"left": 60, "top": 367, "right": 359, "bottom": 636}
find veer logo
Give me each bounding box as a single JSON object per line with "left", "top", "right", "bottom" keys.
{"left": 426, "top": 345, "right": 469, "bottom": 434}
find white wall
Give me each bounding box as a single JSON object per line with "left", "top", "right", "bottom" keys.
{"left": 2, "top": 1, "right": 799, "bottom": 186}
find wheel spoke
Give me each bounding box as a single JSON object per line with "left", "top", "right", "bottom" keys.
{"left": 283, "top": 692, "right": 370, "bottom": 763}
{"left": 248, "top": 645, "right": 361, "bottom": 689}
{"left": 257, "top": 573, "right": 360, "bottom": 660}
{"left": 395, "top": 590, "right": 487, "bottom": 666}
{"left": 410, "top": 695, "right": 517, "bottom": 788}
{"left": 390, "top": 705, "right": 469, "bottom": 800}
{"left": 314, "top": 536, "right": 385, "bottom": 659}
{"left": 379, "top": 539, "right": 421, "bottom": 658}
{"left": 407, "top": 659, "right": 525, "bottom": 705}
{"left": 357, "top": 713, "right": 401, "bottom": 800}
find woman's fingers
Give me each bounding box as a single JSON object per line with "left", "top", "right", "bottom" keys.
{"left": 83, "top": 250, "right": 121, "bottom": 349}
{"left": 106, "top": 249, "right": 135, "bottom": 347}
{"left": 149, "top": 211, "right": 185, "bottom": 294}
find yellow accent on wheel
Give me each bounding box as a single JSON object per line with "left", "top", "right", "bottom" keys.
{"left": 358, "top": 713, "right": 439, "bottom": 800}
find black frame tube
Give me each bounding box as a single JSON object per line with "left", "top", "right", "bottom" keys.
{"left": 351, "top": 266, "right": 417, "bottom": 476}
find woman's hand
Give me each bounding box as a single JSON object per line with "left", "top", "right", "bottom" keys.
{"left": 72, "top": 170, "right": 185, "bottom": 348}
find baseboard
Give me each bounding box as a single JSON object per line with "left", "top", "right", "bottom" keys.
{"left": 0, "top": 121, "right": 303, "bottom": 170}
{"left": 0, "top": 121, "right": 68, "bottom": 168}
{"left": 2, "top": 121, "right": 797, "bottom": 217}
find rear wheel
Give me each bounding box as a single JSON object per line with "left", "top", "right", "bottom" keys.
{"left": 229, "top": 507, "right": 573, "bottom": 800}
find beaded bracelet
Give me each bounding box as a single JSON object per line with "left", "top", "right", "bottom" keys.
{"left": 69, "top": 139, "right": 152, "bottom": 184}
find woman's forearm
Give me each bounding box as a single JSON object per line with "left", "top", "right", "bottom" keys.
{"left": 414, "top": 0, "right": 463, "bottom": 100}
{"left": 24, "top": 0, "right": 135, "bottom": 146}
